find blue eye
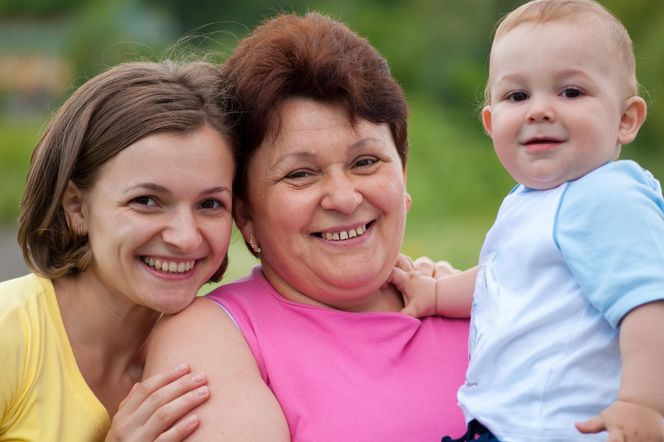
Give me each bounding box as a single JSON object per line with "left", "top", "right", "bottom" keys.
{"left": 508, "top": 91, "right": 528, "bottom": 102}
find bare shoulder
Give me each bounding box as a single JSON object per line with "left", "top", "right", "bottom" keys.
{"left": 144, "top": 296, "right": 247, "bottom": 375}
{"left": 144, "top": 297, "right": 290, "bottom": 441}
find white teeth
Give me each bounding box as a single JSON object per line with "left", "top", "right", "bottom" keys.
{"left": 323, "top": 224, "right": 368, "bottom": 241}
{"left": 142, "top": 257, "right": 195, "bottom": 274}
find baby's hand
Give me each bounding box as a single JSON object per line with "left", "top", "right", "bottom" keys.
{"left": 576, "top": 400, "right": 664, "bottom": 442}
{"left": 408, "top": 255, "right": 460, "bottom": 279}
{"left": 389, "top": 254, "right": 438, "bottom": 318}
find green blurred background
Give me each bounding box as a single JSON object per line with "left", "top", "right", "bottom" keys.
{"left": 1, "top": 0, "right": 663, "bottom": 288}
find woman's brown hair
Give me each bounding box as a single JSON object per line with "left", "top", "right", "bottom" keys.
{"left": 18, "top": 60, "right": 234, "bottom": 281}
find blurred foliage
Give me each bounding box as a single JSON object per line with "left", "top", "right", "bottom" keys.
{"left": 0, "top": 119, "right": 41, "bottom": 224}
{"left": 0, "top": 0, "right": 663, "bottom": 270}
{"left": 0, "top": 0, "right": 88, "bottom": 16}
{"left": 65, "top": 0, "right": 177, "bottom": 87}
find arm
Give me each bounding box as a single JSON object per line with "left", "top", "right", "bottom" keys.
{"left": 389, "top": 253, "right": 476, "bottom": 318}
{"left": 434, "top": 267, "right": 478, "bottom": 318}
{"left": 143, "top": 297, "right": 290, "bottom": 441}
{"left": 576, "top": 301, "right": 664, "bottom": 441}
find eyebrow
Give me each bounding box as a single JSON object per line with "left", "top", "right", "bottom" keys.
{"left": 495, "top": 68, "right": 593, "bottom": 85}
{"left": 270, "top": 137, "right": 384, "bottom": 168}
{"left": 123, "top": 183, "right": 230, "bottom": 196}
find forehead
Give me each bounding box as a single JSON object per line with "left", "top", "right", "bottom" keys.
{"left": 94, "top": 127, "right": 233, "bottom": 188}
{"left": 262, "top": 97, "right": 394, "bottom": 153}
{"left": 490, "top": 20, "right": 623, "bottom": 81}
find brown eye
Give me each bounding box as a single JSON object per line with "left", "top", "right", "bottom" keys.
{"left": 508, "top": 91, "right": 528, "bottom": 102}
{"left": 561, "top": 88, "right": 583, "bottom": 98}
{"left": 354, "top": 157, "right": 378, "bottom": 168}
{"left": 133, "top": 196, "right": 157, "bottom": 206}
{"left": 286, "top": 170, "right": 310, "bottom": 179}
{"left": 200, "top": 199, "right": 223, "bottom": 209}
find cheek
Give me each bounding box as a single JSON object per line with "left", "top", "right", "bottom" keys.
{"left": 372, "top": 172, "right": 408, "bottom": 219}
{"left": 251, "top": 192, "right": 308, "bottom": 243}
{"left": 207, "top": 218, "right": 233, "bottom": 251}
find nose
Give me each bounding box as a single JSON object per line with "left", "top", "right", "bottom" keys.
{"left": 526, "top": 96, "right": 555, "bottom": 123}
{"left": 320, "top": 171, "right": 363, "bottom": 214}
{"left": 161, "top": 207, "right": 202, "bottom": 252}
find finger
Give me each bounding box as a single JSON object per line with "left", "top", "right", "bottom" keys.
{"left": 433, "top": 260, "right": 457, "bottom": 278}
{"left": 388, "top": 267, "right": 409, "bottom": 290}
{"left": 400, "top": 302, "right": 420, "bottom": 318}
{"left": 394, "top": 253, "right": 415, "bottom": 271}
{"left": 131, "top": 372, "right": 207, "bottom": 430}
{"left": 154, "top": 414, "right": 200, "bottom": 442}
{"left": 120, "top": 364, "right": 191, "bottom": 414}
{"left": 575, "top": 416, "right": 606, "bottom": 434}
{"left": 413, "top": 256, "right": 435, "bottom": 276}
{"left": 144, "top": 386, "right": 209, "bottom": 440}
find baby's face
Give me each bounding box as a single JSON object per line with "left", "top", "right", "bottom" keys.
{"left": 483, "top": 20, "right": 632, "bottom": 189}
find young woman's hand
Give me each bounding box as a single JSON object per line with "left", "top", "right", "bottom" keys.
{"left": 105, "top": 364, "right": 209, "bottom": 442}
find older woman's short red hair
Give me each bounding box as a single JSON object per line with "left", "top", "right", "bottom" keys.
{"left": 223, "top": 12, "right": 408, "bottom": 204}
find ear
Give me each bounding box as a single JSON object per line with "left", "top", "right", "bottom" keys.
{"left": 401, "top": 166, "right": 412, "bottom": 211}
{"left": 481, "top": 105, "right": 493, "bottom": 136}
{"left": 618, "top": 96, "right": 647, "bottom": 145}
{"left": 233, "top": 196, "right": 254, "bottom": 241}
{"left": 62, "top": 181, "right": 87, "bottom": 235}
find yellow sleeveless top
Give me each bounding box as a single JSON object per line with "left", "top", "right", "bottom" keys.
{"left": 0, "top": 274, "right": 110, "bottom": 441}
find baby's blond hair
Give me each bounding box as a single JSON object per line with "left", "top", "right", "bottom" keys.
{"left": 485, "top": 0, "right": 637, "bottom": 103}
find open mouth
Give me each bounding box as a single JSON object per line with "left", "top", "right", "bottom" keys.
{"left": 141, "top": 256, "right": 196, "bottom": 274}
{"left": 312, "top": 221, "right": 373, "bottom": 242}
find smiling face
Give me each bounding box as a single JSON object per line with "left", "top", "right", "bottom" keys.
{"left": 237, "top": 97, "right": 410, "bottom": 312}
{"left": 483, "top": 20, "right": 641, "bottom": 189}
{"left": 67, "top": 125, "right": 234, "bottom": 314}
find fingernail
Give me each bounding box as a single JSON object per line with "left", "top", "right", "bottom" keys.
{"left": 192, "top": 372, "right": 206, "bottom": 383}
{"left": 174, "top": 363, "right": 188, "bottom": 372}
{"left": 186, "top": 415, "right": 198, "bottom": 427}
{"left": 196, "top": 386, "right": 208, "bottom": 396}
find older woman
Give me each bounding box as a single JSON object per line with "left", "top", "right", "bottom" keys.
{"left": 145, "top": 12, "right": 469, "bottom": 441}
{"left": 1, "top": 61, "right": 235, "bottom": 441}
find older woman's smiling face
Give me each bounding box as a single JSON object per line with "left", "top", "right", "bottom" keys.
{"left": 237, "top": 97, "right": 410, "bottom": 312}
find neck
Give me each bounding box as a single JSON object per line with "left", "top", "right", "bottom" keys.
{"left": 53, "top": 271, "right": 160, "bottom": 381}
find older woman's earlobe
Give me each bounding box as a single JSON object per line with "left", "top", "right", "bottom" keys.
{"left": 232, "top": 197, "right": 256, "bottom": 241}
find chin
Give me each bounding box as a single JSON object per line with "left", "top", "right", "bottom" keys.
{"left": 154, "top": 295, "right": 197, "bottom": 315}
{"left": 325, "top": 268, "right": 386, "bottom": 292}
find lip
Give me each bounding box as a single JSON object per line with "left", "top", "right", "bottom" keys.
{"left": 522, "top": 137, "right": 564, "bottom": 153}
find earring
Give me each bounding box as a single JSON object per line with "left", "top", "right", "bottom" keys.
{"left": 248, "top": 234, "right": 262, "bottom": 254}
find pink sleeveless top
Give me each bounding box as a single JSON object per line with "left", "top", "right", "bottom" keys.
{"left": 206, "top": 267, "right": 469, "bottom": 441}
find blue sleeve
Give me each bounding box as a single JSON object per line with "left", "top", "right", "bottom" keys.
{"left": 554, "top": 161, "right": 664, "bottom": 328}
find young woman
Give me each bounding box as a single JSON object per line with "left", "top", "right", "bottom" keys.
{"left": 1, "top": 60, "right": 235, "bottom": 441}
